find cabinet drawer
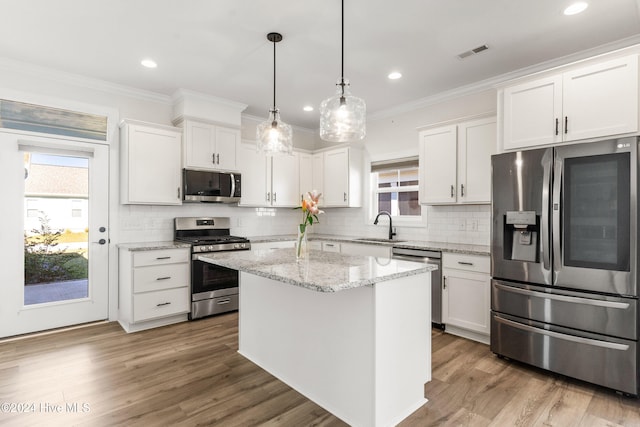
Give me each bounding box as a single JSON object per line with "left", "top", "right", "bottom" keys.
{"left": 322, "top": 242, "right": 341, "bottom": 252}
{"left": 133, "top": 263, "right": 190, "bottom": 293}
{"left": 133, "top": 287, "right": 190, "bottom": 322}
{"left": 133, "top": 248, "right": 190, "bottom": 267}
{"left": 443, "top": 253, "right": 489, "bottom": 273}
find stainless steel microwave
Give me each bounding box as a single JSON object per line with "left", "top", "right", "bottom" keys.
{"left": 182, "top": 169, "right": 241, "bottom": 203}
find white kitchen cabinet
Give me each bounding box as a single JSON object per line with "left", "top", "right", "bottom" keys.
{"left": 322, "top": 146, "right": 363, "bottom": 207}
{"left": 442, "top": 253, "right": 490, "bottom": 344}
{"left": 118, "top": 247, "right": 191, "bottom": 333}
{"left": 340, "top": 242, "right": 392, "bottom": 258}
{"left": 237, "top": 143, "right": 299, "bottom": 207}
{"left": 312, "top": 152, "right": 324, "bottom": 205}
{"left": 419, "top": 116, "right": 496, "bottom": 205}
{"left": 299, "top": 152, "right": 313, "bottom": 203}
{"left": 119, "top": 119, "right": 182, "bottom": 205}
{"left": 251, "top": 241, "right": 295, "bottom": 250}
{"left": 180, "top": 119, "right": 240, "bottom": 171}
{"left": 502, "top": 54, "right": 639, "bottom": 150}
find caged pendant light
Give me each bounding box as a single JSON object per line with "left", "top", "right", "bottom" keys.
{"left": 257, "top": 32, "right": 293, "bottom": 155}
{"left": 319, "top": 0, "right": 366, "bottom": 142}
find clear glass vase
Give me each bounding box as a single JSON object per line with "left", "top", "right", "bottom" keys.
{"left": 296, "top": 224, "right": 308, "bottom": 260}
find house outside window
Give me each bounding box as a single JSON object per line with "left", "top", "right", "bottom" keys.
{"left": 370, "top": 157, "right": 421, "bottom": 223}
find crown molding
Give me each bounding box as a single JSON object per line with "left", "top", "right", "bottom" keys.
{"left": 0, "top": 56, "right": 171, "bottom": 104}
{"left": 369, "top": 36, "right": 640, "bottom": 122}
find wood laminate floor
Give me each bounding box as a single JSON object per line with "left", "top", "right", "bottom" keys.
{"left": 0, "top": 313, "right": 638, "bottom": 426}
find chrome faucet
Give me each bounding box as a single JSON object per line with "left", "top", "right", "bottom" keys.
{"left": 374, "top": 211, "right": 396, "bottom": 240}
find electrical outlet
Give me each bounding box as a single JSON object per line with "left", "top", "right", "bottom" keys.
{"left": 466, "top": 219, "right": 478, "bottom": 231}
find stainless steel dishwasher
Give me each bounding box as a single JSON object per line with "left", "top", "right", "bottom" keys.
{"left": 391, "top": 247, "right": 443, "bottom": 329}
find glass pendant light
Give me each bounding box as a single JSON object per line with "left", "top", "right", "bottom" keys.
{"left": 319, "top": 0, "right": 366, "bottom": 142}
{"left": 257, "top": 32, "right": 293, "bottom": 155}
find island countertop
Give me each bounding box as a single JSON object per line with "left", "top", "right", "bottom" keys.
{"left": 197, "top": 248, "right": 436, "bottom": 293}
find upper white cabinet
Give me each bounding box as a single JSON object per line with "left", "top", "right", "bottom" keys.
{"left": 502, "top": 54, "right": 639, "bottom": 150}
{"left": 237, "top": 143, "right": 299, "bottom": 207}
{"left": 322, "top": 147, "right": 363, "bottom": 207}
{"left": 312, "top": 153, "right": 324, "bottom": 205}
{"left": 419, "top": 116, "right": 496, "bottom": 205}
{"left": 179, "top": 119, "right": 240, "bottom": 171}
{"left": 299, "top": 152, "right": 314, "bottom": 203}
{"left": 120, "top": 120, "right": 182, "bottom": 205}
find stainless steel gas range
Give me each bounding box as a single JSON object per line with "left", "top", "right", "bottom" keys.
{"left": 174, "top": 217, "right": 250, "bottom": 320}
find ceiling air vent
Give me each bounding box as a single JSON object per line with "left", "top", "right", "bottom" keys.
{"left": 457, "top": 44, "right": 489, "bottom": 60}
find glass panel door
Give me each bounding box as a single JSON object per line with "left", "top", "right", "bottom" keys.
{"left": 0, "top": 132, "right": 109, "bottom": 338}
{"left": 563, "top": 153, "right": 630, "bottom": 271}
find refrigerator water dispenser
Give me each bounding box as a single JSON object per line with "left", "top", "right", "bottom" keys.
{"left": 505, "top": 211, "right": 538, "bottom": 262}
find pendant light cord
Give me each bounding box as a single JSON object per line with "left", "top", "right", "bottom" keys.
{"left": 340, "top": 0, "right": 345, "bottom": 97}
{"left": 273, "top": 38, "right": 277, "bottom": 117}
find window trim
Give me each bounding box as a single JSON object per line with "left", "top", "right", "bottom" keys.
{"left": 369, "top": 160, "right": 424, "bottom": 226}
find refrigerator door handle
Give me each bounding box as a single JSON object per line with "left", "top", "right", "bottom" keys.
{"left": 493, "top": 282, "right": 630, "bottom": 309}
{"left": 541, "top": 150, "right": 552, "bottom": 274}
{"left": 552, "top": 150, "right": 563, "bottom": 282}
{"left": 493, "top": 315, "right": 630, "bottom": 351}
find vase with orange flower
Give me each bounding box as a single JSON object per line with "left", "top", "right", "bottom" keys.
{"left": 295, "top": 190, "right": 324, "bottom": 260}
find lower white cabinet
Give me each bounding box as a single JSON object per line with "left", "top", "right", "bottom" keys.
{"left": 340, "top": 242, "right": 392, "bottom": 258}
{"left": 442, "top": 252, "right": 490, "bottom": 344}
{"left": 250, "top": 241, "right": 295, "bottom": 250}
{"left": 118, "top": 247, "right": 191, "bottom": 332}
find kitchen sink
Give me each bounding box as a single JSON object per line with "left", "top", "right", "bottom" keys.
{"left": 352, "top": 238, "right": 406, "bottom": 244}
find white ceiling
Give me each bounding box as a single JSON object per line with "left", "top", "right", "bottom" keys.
{"left": 1, "top": 1, "right": 640, "bottom": 130}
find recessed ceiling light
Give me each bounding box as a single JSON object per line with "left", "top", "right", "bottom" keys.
{"left": 564, "top": 2, "right": 588, "bottom": 15}
{"left": 141, "top": 58, "right": 157, "bottom": 68}
{"left": 388, "top": 71, "right": 402, "bottom": 80}
{"left": 303, "top": 106, "right": 314, "bottom": 112}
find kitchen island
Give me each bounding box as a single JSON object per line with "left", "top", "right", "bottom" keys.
{"left": 197, "top": 248, "right": 435, "bottom": 427}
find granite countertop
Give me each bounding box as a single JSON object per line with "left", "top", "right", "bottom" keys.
{"left": 249, "top": 234, "right": 490, "bottom": 256}
{"left": 197, "top": 248, "right": 437, "bottom": 293}
{"left": 117, "top": 241, "right": 191, "bottom": 251}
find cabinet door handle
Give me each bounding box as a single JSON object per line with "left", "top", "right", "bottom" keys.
{"left": 450, "top": 185, "right": 455, "bottom": 198}
{"left": 344, "top": 192, "right": 347, "bottom": 202}
{"left": 217, "top": 298, "right": 231, "bottom": 305}
{"left": 156, "top": 276, "right": 171, "bottom": 281}
{"left": 212, "top": 153, "right": 216, "bottom": 164}
{"left": 555, "top": 118, "right": 559, "bottom": 136}
{"left": 156, "top": 302, "right": 171, "bottom": 307}
{"left": 564, "top": 116, "right": 568, "bottom": 134}
{"left": 443, "top": 276, "right": 447, "bottom": 289}
{"left": 156, "top": 256, "right": 171, "bottom": 260}
{"left": 177, "top": 187, "right": 181, "bottom": 200}
{"left": 458, "top": 261, "right": 474, "bottom": 266}
{"left": 266, "top": 192, "right": 270, "bottom": 202}
{"left": 273, "top": 192, "right": 277, "bottom": 203}
{"left": 460, "top": 184, "right": 465, "bottom": 197}
{"left": 216, "top": 153, "right": 220, "bottom": 164}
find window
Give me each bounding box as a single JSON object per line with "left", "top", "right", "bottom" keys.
{"left": 371, "top": 158, "right": 421, "bottom": 221}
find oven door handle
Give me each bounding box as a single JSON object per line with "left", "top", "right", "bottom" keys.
{"left": 494, "top": 315, "right": 629, "bottom": 351}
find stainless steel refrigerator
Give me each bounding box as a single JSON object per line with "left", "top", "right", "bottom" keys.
{"left": 491, "top": 136, "right": 638, "bottom": 395}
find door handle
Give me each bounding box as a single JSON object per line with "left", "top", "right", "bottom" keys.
{"left": 97, "top": 239, "right": 106, "bottom": 245}
{"left": 212, "top": 153, "right": 216, "bottom": 164}
{"left": 99, "top": 226, "right": 106, "bottom": 232}
{"left": 216, "top": 153, "right": 220, "bottom": 164}
{"left": 344, "top": 192, "right": 347, "bottom": 202}
{"left": 494, "top": 315, "right": 629, "bottom": 350}
{"left": 450, "top": 185, "right": 455, "bottom": 198}
{"left": 443, "top": 276, "right": 446, "bottom": 289}
{"left": 156, "top": 302, "right": 171, "bottom": 307}
{"left": 564, "top": 116, "right": 568, "bottom": 134}
{"left": 555, "top": 118, "right": 559, "bottom": 136}
{"left": 460, "top": 184, "right": 465, "bottom": 197}
{"left": 273, "top": 192, "right": 277, "bottom": 203}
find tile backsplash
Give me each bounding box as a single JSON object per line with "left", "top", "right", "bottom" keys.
{"left": 118, "top": 203, "right": 490, "bottom": 246}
